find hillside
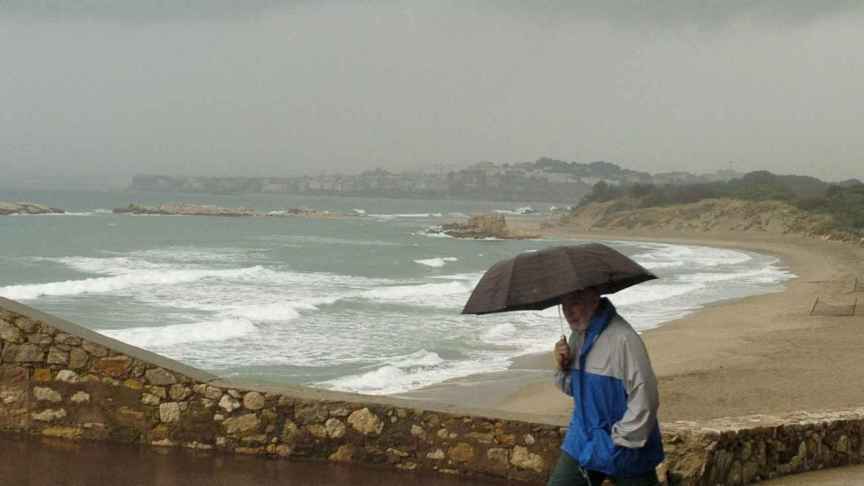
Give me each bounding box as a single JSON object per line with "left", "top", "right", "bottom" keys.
{"left": 559, "top": 198, "right": 863, "bottom": 245}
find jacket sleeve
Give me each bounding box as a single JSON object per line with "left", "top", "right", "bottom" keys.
{"left": 610, "top": 332, "right": 659, "bottom": 449}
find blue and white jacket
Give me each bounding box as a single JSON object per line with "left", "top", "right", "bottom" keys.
{"left": 554, "top": 298, "right": 664, "bottom": 477}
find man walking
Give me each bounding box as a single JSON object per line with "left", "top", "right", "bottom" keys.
{"left": 548, "top": 287, "right": 664, "bottom": 486}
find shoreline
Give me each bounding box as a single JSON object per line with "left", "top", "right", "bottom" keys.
{"left": 397, "top": 226, "right": 864, "bottom": 424}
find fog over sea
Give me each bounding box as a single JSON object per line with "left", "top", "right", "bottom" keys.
{"left": 0, "top": 189, "right": 795, "bottom": 395}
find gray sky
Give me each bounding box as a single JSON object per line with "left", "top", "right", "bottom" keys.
{"left": 2, "top": 1, "right": 863, "bottom": 184}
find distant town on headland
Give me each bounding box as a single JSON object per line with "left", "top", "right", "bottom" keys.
{"left": 129, "top": 157, "right": 742, "bottom": 202}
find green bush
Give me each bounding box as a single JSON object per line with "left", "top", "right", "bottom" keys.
{"left": 575, "top": 172, "right": 864, "bottom": 234}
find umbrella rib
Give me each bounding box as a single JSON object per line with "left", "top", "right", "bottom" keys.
{"left": 502, "top": 254, "right": 519, "bottom": 312}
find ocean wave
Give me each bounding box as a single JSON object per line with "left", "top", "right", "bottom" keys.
{"left": 359, "top": 280, "right": 473, "bottom": 307}
{"left": 258, "top": 234, "right": 400, "bottom": 247}
{"left": 319, "top": 350, "right": 506, "bottom": 395}
{"left": 610, "top": 282, "right": 705, "bottom": 306}
{"left": 369, "top": 213, "right": 444, "bottom": 220}
{"left": 632, "top": 242, "right": 753, "bottom": 268}
{"left": 0, "top": 265, "right": 337, "bottom": 301}
{"left": 0, "top": 270, "right": 233, "bottom": 300}
{"left": 99, "top": 318, "right": 257, "bottom": 348}
{"left": 429, "top": 272, "right": 482, "bottom": 282}
{"left": 413, "top": 227, "right": 452, "bottom": 239}
{"left": 414, "top": 257, "right": 459, "bottom": 268}
{"left": 480, "top": 323, "right": 518, "bottom": 341}
{"left": 678, "top": 265, "right": 795, "bottom": 285}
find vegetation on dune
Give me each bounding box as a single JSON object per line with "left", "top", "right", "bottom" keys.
{"left": 577, "top": 171, "right": 864, "bottom": 234}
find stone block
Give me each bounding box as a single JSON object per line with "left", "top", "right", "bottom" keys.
{"left": 81, "top": 342, "right": 108, "bottom": 357}
{"left": 28, "top": 334, "right": 53, "bottom": 346}
{"left": 243, "top": 391, "right": 265, "bottom": 410}
{"left": 70, "top": 391, "right": 91, "bottom": 404}
{"left": 3, "top": 344, "right": 45, "bottom": 363}
{"left": 13, "top": 317, "right": 38, "bottom": 333}
{"left": 68, "top": 348, "right": 89, "bottom": 369}
{"left": 0, "top": 366, "right": 30, "bottom": 429}
{"left": 295, "top": 402, "right": 329, "bottom": 424}
{"left": 42, "top": 426, "right": 82, "bottom": 439}
{"left": 448, "top": 443, "right": 475, "bottom": 463}
{"left": 56, "top": 370, "right": 81, "bottom": 383}
{"left": 145, "top": 368, "right": 177, "bottom": 385}
{"left": 94, "top": 356, "right": 131, "bottom": 378}
{"left": 223, "top": 414, "right": 261, "bottom": 435}
{"left": 32, "top": 408, "right": 67, "bottom": 422}
{"left": 325, "top": 418, "right": 346, "bottom": 439}
{"left": 33, "top": 386, "right": 62, "bottom": 402}
{"left": 282, "top": 420, "right": 301, "bottom": 444}
{"left": 124, "top": 379, "right": 143, "bottom": 390}
{"left": 219, "top": 395, "right": 240, "bottom": 413}
{"left": 54, "top": 334, "right": 82, "bottom": 346}
{"left": 329, "top": 444, "right": 354, "bottom": 462}
{"left": 33, "top": 368, "right": 52, "bottom": 382}
{"left": 170, "top": 384, "right": 191, "bottom": 401}
{"left": 46, "top": 347, "right": 69, "bottom": 365}
{"left": 348, "top": 408, "right": 383, "bottom": 435}
{"left": 141, "top": 393, "right": 161, "bottom": 406}
{"left": 511, "top": 446, "right": 545, "bottom": 473}
{"left": 0, "top": 319, "right": 23, "bottom": 343}
{"left": 160, "top": 402, "right": 182, "bottom": 423}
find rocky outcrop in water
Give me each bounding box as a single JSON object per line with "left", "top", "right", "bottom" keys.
{"left": 114, "top": 203, "right": 342, "bottom": 218}
{"left": 114, "top": 203, "right": 257, "bottom": 217}
{"left": 438, "top": 214, "right": 536, "bottom": 239}
{"left": 0, "top": 202, "right": 65, "bottom": 215}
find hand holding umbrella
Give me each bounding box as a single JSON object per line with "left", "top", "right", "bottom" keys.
{"left": 554, "top": 335, "right": 571, "bottom": 370}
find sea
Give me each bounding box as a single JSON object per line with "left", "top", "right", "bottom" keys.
{"left": 0, "top": 188, "right": 795, "bottom": 395}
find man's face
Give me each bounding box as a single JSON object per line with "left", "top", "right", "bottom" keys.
{"left": 561, "top": 289, "right": 600, "bottom": 332}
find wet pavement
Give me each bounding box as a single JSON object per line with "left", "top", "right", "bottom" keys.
{"left": 0, "top": 435, "right": 511, "bottom": 486}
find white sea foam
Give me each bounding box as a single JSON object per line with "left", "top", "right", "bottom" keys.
{"left": 631, "top": 242, "right": 753, "bottom": 269}
{"left": 225, "top": 302, "right": 305, "bottom": 322}
{"left": 480, "top": 323, "right": 518, "bottom": 341}
{"left": 611, "top": 282, "right": 706, "bottom": 306}
{"left": 370, "top": 213, "right": 444, "bottom": 220}
{"left": 360, "top": 280, "right": 473, "bottom": 308}
{"left": 99, "top": 318, "right": 257, "bottom": 348}
{"left": 259, "top": 235, "right": 399, "bottom": 247}
{"left": 0, "top": 263, "right": 376, "bottom": 301}
{"left": 320, "top": 350, "right": 507, "bottom": 395}
{"left": 414, "top": 257, "right": 459, "bottom": 268}
{"left": 2, "top": 228, "right": 799, "bottom": 397}
{"left": 429, "top": 272, "right": 482, "bottom": 282}
{"left": 414, "top": 227, "right": 452, "bottom": 238}
{"left": 678, "top": 264, "right": 794, "bottom": 285}
{"left": 0, "top": 268, "right": 239, "bottom": 300}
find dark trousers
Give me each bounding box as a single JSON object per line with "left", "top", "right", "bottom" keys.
{"left": 547, "top": 451, "right": 659, "bottom": 486}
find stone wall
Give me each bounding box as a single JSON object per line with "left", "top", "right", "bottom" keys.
{"left": 2, "top": 297, "right": 863, "bottom": 485}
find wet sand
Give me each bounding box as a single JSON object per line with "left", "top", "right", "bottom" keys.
{"left": 400, "top": 226, "right": 864, "bottom": 424}
{"left": 0, "top": 434, "right": 508, "bottom": 486}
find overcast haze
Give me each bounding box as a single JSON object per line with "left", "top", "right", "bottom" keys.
{"left": 2, "top": 1, "right": 863, "bottom": 186}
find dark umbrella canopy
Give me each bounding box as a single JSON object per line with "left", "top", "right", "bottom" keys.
{"left": 462, "top": 243, "right": 657, "bottom": 315}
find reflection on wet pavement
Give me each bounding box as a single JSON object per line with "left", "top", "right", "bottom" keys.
{"left": 0, "top": 435, "right": 511, "bottom": 486}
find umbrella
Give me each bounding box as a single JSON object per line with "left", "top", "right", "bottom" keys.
{"left": 461, "top": 243, "right": 657, "bottom": 315}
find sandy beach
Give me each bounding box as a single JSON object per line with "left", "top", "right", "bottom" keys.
{"left": 400, "top": 225, "right": 864, "bottom": 425}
